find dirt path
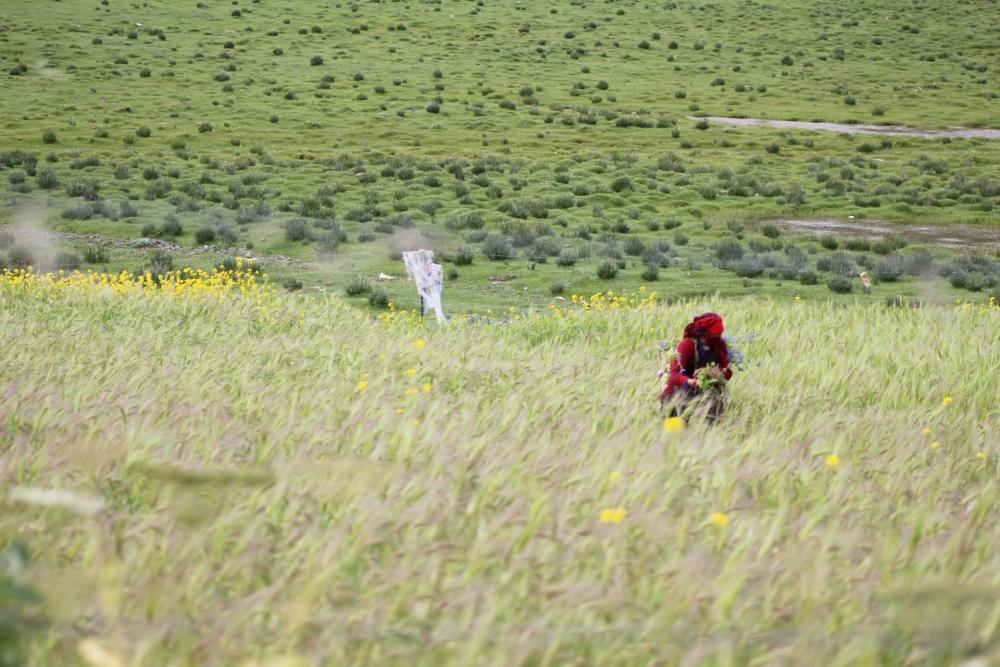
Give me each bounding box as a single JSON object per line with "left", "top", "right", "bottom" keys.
{"left": 691, "top": 116, "right": 1000, "bottom": 140}
{"left": 766, "top": 218, "right": 1000, "bottom": 251}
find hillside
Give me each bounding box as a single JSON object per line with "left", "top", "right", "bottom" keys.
{"left": 0, "top": 0, "right": 998, "bottom": 310}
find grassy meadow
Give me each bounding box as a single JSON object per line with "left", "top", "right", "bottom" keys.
{"left": 1, "top": 276, "right": 998, "bottom": 666}
{"left": 1, "top": 0, "right": 1000, "bottom": 665}
{"left": 0, "top": 0, "right": 998, "bottom": 310}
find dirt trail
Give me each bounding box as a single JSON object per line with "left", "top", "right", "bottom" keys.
{"left": 767, "top": 218, "right": 1000, "bottom": 251}
{"left": 692, "top": 116, "right": 1000, "bottom": 140}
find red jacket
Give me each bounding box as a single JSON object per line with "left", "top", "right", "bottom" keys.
{"left": 661, "top": 337, "right": 732, "bottom": 398}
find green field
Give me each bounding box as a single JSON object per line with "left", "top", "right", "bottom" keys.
{"left": 1, "top": 1, "right": 1000, "bottom": 665}
{"left": 1, "top": 0, "right": 998, "bottom": 311}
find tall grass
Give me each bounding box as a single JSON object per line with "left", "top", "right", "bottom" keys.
{"left": 1, "top": 279, "right": 997, "bottom": 666}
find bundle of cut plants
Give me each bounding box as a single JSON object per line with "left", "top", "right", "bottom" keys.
{"left": 694, "top": 363, "right": 728, "bottom": 395}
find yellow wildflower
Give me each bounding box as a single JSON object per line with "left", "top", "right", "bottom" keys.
{"left": 413, "top": 338, "right": 426, "bottom": 350}
{"left": 405, "top": 388, "right": 418, "bottom": 396}
{"left": 394, "top": 407, "right": 405, "bottom": 414}
{"left": 599, "top": 507, "right": 626, "bottom": 524}
{"left": 411, "top": 419, "right": 421, "bottom": 427}
{"left": 406, "top": 367, "right": 416, "bottom": 377}
{"left": 422, "top": 383, "right": 432, "bottom": 393}
{"left": 709, "top": 512, "right": 729, "bottom": 528}
{"left": 976, "top": 451, "right": 986, "bottom": 459}
{"left": 356, "top": 380, "right": 368, "bottom": 391}
{"left": 794, "top": 295, "right": 801, "bottom": 302}
{"left": 825, "top": 453, "right": 840, "bottom": 469}
{"left": 942, "top": 396, "right": 953, "bottom": 406}
{"left": 663, "top": 416, "right": 685, "bottom": 434}
{"left": 609, "top": 470, "right": 622, "bottom": 483}
{"left": 922, "top": 427, "right": 932, "bottom": 436}
{"left": 930, "top": 441, "right": 941, "bottom": 449}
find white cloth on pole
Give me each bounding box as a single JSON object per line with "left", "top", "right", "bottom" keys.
{"left": 402, "top": 249, "right": 446, "bottom": 323}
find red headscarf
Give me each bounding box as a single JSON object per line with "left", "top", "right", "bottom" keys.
{"left": 683, "top": 312, "right": 724, "bottom": 339}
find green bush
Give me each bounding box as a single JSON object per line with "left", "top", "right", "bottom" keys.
{"left": 6, "top": 246, "right": 34, "bottom": 269}
{"left": 761, "top": 224, "right": 781, "bottom": 239}
{"left": 715, "top": 239, "right": 744, "bottom": 261}
{"left": 54, "top": 252, "right": 82, "bottom": 271}
{"left": 284, "top": 218, "right": 311, "bottom": 242}
{"left": 367, "top": 287, "right": 389, "bottom": 308}
{"left": 874, "top": 255, "right": 905, "bottom": 282}
{"left": 596, "top": 259, "right": 618, "bottom": 279}
{"left": 160, "top": 216, "right": 184, "bottom": 237}
{"left": 146, "top": 249, "right": 174, "bottom": 276}
{"left": 798, "top": 269, "right": 818, "bottom": 285}
{"left": 83, "top": 245, "right": 110, "bottom": 264}
{"left": 345, "top": 278, "right": 372, "bottom": 296}
{"left": 733, "top": 258, "right": 765, "bottom": 277}
{"left": 827, "top": 276, "right": 853, "bottom": 293}
{"left": 194, "top": 226, "right": 217, "bottom": 244}
{"left": 549, "top": 282, "right": 564, "bottom": 295}
{"left": 555, "top": 249, "right": 578, "bottom": 267}
{"left": 35, "top": 169, "right": 59, "bottom": 189}
{"left": 482, "top": 234, "right": 513, "bottom": 261}
{"left": 623, "top": 237, "right": 646, "bottom": 256}
{"left": 453, "top": 247, "right": 474, "bottom": 265}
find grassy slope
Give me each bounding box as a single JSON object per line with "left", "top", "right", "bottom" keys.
{"left": 1, "top": 284, "right": 998, "bottom": 665}
{"left": 0, "top": 0, "right": 998, "bottom": 311}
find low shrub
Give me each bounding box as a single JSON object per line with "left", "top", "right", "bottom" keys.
{"left": 482, "top": 234, "right": 513, "bottom": 260}
{"left": 798, "top": 269, "right": 818, "bottom": 285}
{"left": 160, "top": 215, "right": 184, "bottom": 236}
{"left": 194, "top": 226, "right": 217, "bottom": 244}
{"left": 54, "top": 252, "right": 82, "bottom": 271}
{"left": 827, "top": 276, "right": 853, "bottom": 293}
{"left": 596, "top": 259, "right": 618, "bottom": 279}
{"left": 367, "top": 287, "right": 389, "bottom": 308}
{"left": 874, "top": 255, "right": 905, "bottom": 282}
{"left": 284, "top": 218, "right": 311, "bottom": 242}
{"left": 35, "top": 169, "right": 59, "bottom": 189}
{"left": 715, "top": 239, "right": 744, "bottom": 261}
{"left": 555, "top": 249, "right": 579, "bottom": 267}
{"left": 83, "top": 245, "right": 110, "bottom": 264}
{"left": 345, "top": 278, "right": 372, "bottom": 296}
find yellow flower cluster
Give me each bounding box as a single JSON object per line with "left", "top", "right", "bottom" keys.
{"left": 375, "top": 301, "right": 422, "bottom": 327}
{"left": 600, "top": 507, "right": 627, "bottom": 524}
{"left": 961, "top": 295, "right": 1000, "bottom": 313}
{"left": 1, "top": 262, "right": 270, "bottom": 300}
{"left": 569, "top": 287, "right": 658, "bottom": 311}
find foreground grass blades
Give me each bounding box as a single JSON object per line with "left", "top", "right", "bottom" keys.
{"left": 1, "top": 280, "right": 998, "bottom": 665}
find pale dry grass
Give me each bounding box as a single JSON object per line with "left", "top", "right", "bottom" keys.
{"left": 1, "top": 284, "right": 998, "bottom": 666}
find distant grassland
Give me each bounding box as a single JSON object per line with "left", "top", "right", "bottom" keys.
{"left": 1, "top": 279, "right": 998, "bottom": 665}
{"left": 0, "top": 0, "right": 998, "bottom": 311}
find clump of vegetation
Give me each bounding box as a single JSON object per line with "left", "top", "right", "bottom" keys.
{"left": 596, "top": 259, "right": 618, "bottom": 279}
{"left": 367, "top": 286, "right": 389, "bottom": 308}
{"left": 345, "top": 278, "right": 372, "bottom": 296}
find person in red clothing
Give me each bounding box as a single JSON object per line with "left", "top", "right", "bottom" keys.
{"left": 658, "top": 312, "right": 733, "bottom": 422}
